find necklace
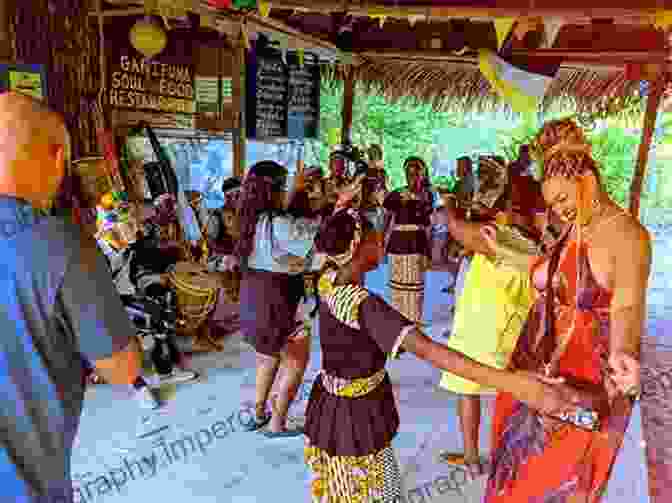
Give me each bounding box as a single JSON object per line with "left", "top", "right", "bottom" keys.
{"left": 543, "top": 205, "right": 626, "bottom": 376}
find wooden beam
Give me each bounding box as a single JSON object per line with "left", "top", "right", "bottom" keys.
{"left": 0, "top": 0, "right": 10, "bottom": 60}
{"left": 341, "top": 67, "right": 354, "bottom": 145}
{"left": 629, "top": 70, "right": 665, "bottom": 218}
{"left": 511, "top": 49, "right": 668, "bottom": 63}
{"left": 359, "top": 48, "right": 667, "bottom": 67}
{"left": 87, "top": 7, "right": 145, "bottom": 17}
{"left": 359, "top": 52, "right": 627, "bottom": 72}
{"left": 200, "top": 8, "right": 352, "bottom": 63}
{"left": 232, "top": 35, "right": 246, "bottom": 178}
{"left": 262, "top": 1, "right": 661, "bottom": 23}
{"left": 359, "top": 51, "right": 478, "bottom": 65}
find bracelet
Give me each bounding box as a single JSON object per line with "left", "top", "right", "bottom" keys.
{"left": 623, "top": 384, "right": 641, "bottom": 400}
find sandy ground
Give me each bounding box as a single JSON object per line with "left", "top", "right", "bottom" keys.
{"left": 72, "top": 261, "right": 652, "bottom": 503}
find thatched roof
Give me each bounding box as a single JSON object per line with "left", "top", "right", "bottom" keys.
{"left": 322, "top": 57, "right": 644, "bottom": 118}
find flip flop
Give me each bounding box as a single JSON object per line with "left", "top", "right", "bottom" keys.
{"left": 261, "top": 426, "right": 305, "bottom": 438}
{"left": 438, "top": 452, "right": 487, "bottom": 479}
{"left": 242, "top": 414, "right": 271, "bottom": 432}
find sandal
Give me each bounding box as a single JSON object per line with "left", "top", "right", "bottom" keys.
{"left": 438, "top": 452, "right": 486, "bottom": 479}
{"left": 242, "top": 414, "right": 271, "bottom": 432}
{"left": 242, "top": 402, "right": 272, "bottom": 432}
{"left": 261, "top": 426, "right": 304, "bottom": 438}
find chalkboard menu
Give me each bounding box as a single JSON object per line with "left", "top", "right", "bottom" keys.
{"left": 246, "top": 50, "right": 320, "bottom": 140}
{"left": 287, "top": 58, "right": 320, "bottom": 139}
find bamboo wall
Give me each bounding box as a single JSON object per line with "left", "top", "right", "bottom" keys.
{"left": 5, "top": 0, "right": 103, "bottom": 159}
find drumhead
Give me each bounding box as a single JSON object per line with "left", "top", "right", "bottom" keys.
{"left": 172, "top": 271, "right": 221, "bottom": 291}
{"left": 172, "top": 261, "right": 208, "bottom": 275}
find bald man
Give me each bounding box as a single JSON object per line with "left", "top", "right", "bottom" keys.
{"left": 0, "top": 92, "right": 142, "bottom": 503}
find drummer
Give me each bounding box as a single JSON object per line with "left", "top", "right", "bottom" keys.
{"left": 231, "top": 160, "right": 321, "bottom": 438}
{"left": 207, "top": 177, "right": 242, "bottom": 270}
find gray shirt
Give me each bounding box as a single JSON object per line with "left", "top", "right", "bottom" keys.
{"left": 0, "top": 196, "right": 134, "bottom": 503}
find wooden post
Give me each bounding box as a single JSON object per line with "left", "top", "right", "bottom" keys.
{"left": 341, "top": 66, "right": 355, "bottom": 145}
{"left": 629, "top": 72, "right": 665, "bottom": 218}
{"left": 232, "top": 31, "right": 246, "bottom": 179}
{"left": 0, "top": 0, "right": 11, "bottom": 60}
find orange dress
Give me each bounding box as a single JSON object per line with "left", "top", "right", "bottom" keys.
{"left": 485, "top": 239, "right": 634, "bottom": 503}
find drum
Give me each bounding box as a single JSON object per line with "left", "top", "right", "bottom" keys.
{"left": 168, "top": 263, "right": 222, "bottom": 351}
{"left": 173, "top": 261, "right": 208, "bottom": 275}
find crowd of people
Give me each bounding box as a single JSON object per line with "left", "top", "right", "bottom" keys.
{"left": 0, "top": 89, "right": 650, "bottom": 503}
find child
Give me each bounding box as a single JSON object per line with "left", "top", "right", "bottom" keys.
{"left": 303, "top": 197, "right": 587, "bottom": 503}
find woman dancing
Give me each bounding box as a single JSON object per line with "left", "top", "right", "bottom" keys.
{"left": 383, "top": 157, "right": 434, "bottom": 324}
{"left": 232, "top": 160, "right": 320, "bottom": 437}
{"left": 303, "top": 184, "right": 593, "bottom": 503}
{"left": 482, "top": 118, "right": 648, "bottom": 502}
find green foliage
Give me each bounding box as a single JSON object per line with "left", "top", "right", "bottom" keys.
{"left": 496, "top": 122, "right": 538, "bottom": 162}
{"left": 308, "top": 83, "right": 461, "bottom": 190}
{"left": 308, "top": 84, "right": 671, "bottom": 209}
{"left": 588, "top": 127, "right": 640, "bottom": 205}
{"left": 494, "top": 119, "right": 640, "bottom": 206}
{"left": 432, "top": 175, "right": 459, "bottom": 193}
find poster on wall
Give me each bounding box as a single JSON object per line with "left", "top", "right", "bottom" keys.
{"left": 195, "top": 76, "right": 219, "bottom": 114}
{"left": 0, "top": 63, "right": 48, "bottom": 100}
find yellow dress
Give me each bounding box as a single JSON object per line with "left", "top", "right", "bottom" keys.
{"left": 439, "top": 252, "right": 533, "bottom": 395}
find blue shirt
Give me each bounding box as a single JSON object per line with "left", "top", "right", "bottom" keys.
{"left": 0, "top": 197, "right": 134, "bottom": 503}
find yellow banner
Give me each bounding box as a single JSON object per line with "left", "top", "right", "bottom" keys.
{"left": 368, "top": 9, "right": 388, "bottom": 28}
{"left": 328, "top": 128, "right": 340, "bottom": 147}
{"left": 494, "top": 18, "right": 516, "bottom": 50}
{"left": 258, "top": 1, "right": 271, "bottom": 19}
{"left": 653, "top": 10, "right": 672, "bottom": 30}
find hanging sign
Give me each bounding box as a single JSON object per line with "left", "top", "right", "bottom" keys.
{"left": 105, "top": 16, "right": 195, "bottom": 114}
{"left": 108, "top": 55, "right": 195, "bottom": 114}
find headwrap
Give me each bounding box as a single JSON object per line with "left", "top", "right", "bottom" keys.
{"left": 234, "top": 161, "right": 287, "bottom": 262}
{"left": 474, "top": 156, "right": 508, "bottom": 209}
{"left": 368, "top": 144, "right": 383, "bottom": 162}
{"left": 316, "top": 208, "right": 363, "bottom": 267}
{"left": 329, "top": 145, "right": 348, "bottom": 178}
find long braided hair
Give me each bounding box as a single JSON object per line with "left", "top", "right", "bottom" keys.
{"left": 531, "top": 118, "right": 606, "bottom": 370}
{"left": 233, "top": 161, "right": 287, "bottom": 270}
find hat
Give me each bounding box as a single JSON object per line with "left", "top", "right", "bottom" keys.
{"left": 474, "top": 156, "right": 508, "bottom": 209}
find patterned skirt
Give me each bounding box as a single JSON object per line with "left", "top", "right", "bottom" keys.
{"left": 305, "top": 368, "right": 405, "bottom": 502}
{"left": 388, "top": 253, "right": 425, "bottom": 323}
{"left": 305, "top": 441, "right": 404, "bottom": 503}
